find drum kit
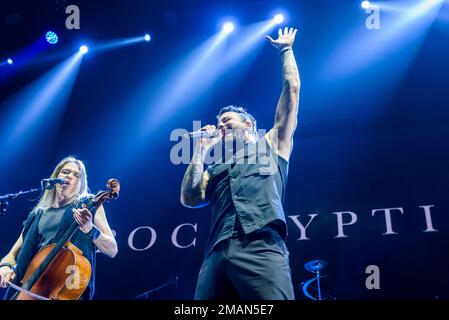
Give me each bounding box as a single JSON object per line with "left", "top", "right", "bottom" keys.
{"left": 301, "top": 259, "right": 336, "bottom": 300}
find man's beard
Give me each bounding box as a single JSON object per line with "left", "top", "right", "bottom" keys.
{"left": 221, "top": 131, "right": 246, "bottom": 160}
{"left": 222, "top": 127, "right": 246, "bottom": 142}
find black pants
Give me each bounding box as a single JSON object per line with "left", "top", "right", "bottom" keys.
{"left": 195, "top": 228, "right": 295, "bottom": 300}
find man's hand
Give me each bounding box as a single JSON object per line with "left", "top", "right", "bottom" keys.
{"left": 72, "top": 204, "right": 94, "bottom": 233}
{"left": 0, "top": 266, "right": 15, "bottom": 288}
{"left": 196, "top": 125, "right": 222, "bottom": 152}
{"left": 265, "top": 27, "right": 298, "bottom": 50}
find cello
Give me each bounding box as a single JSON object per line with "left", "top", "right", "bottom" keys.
{"left": 9, "top": 178, "right": 120, "bottom": 300}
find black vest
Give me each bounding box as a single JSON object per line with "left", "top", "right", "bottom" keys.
{"left": 205, "top": 135, "right": 289, "bottom": 255}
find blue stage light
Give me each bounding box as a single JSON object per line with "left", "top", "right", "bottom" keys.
{"left": 7, "top": 58, "right": 13, "bottom": 65}
{"left": 274, "top": 14, "right": 284, "bottom": 24}
{"left": 0, "top": 52, "right": 83, "bottom": 165}
{"left": 45, "top": 31, "right": 59, "bottom": 45}
{"left": 223, "top": 22, "right": 235, "bottom": 34}
{"left": 144, "top": 34, "right": 151, "bottom": 42}
{"left": 79, "top": 45, "right": 89, "bottom": 54}
{"left": 361, "top": 1, "right": 371, "bottom": 9}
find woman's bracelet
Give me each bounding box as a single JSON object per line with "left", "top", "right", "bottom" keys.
{"left": 0, "top": 262, "right": 14, "bottom": 270}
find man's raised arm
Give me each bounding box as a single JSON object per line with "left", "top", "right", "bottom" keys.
{"left": 265, "top": 27, "right": 300, "bottom": 161}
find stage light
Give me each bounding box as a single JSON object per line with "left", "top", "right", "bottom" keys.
{"left": 0, "top": 52, "right": 83, "bottom": 166}
{"left": 45, "top": 31, "right": 59, "bottom": 45}
{"left": 325, "top": 0, "right": 444, "bottom": 80}
{"left": 361, "top": 1, "right": 371, "bottom": 10}
{"left": 223, "top": 22, "right": 235, "bottom": 34}
{"left": 79, "top": 45, "right": 88, "bottom": 54}
{"left": 274, "top": 14, "right": 284, "bottom": 24}
{"left": 144, "top": 34, "right": 151, "bottom": 42}
{"left": 7, "top": 58, "right": 13, "bottom": 65}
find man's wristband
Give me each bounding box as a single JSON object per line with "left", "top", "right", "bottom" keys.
{"left": 0, "top": 262, "right": 14, "bottom": 270}
{"left": 279, "top": 46, "right": 292, "bottom": 55}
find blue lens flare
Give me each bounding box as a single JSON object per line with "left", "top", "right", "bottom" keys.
{"left": 45, "top": 31, "right": 59, "bottom": 45}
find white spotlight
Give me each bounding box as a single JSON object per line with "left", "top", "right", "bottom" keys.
{"left": 361, "top": 1, "right": 371, "bottom": 9}
{"left": 274, "top": 14, "right": 284, "bottom": 24}
{"left": 7, "top": 58, "right": 13, "bottom": 65}
{"left": 144, "top": 34, "right": 151, "bottom": 42}
{"left": 79, "top": 45, "right": 89, "bottom": 54}
{"left": 223, "top": 22, "right": 235, "bottom": 34}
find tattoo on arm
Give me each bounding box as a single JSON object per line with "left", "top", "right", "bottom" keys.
{"left": 271, "top": 48, "right": 300, "bottom": 159}
{"left": 281, "top": 48, "right": 300, "bottom": 90}
{"left": 180, "top": 147, "right": 208, "bottom": 207}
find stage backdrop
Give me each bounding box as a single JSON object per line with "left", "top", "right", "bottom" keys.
{"left": 1, "top": 121, "right": 448, "bottom": 300}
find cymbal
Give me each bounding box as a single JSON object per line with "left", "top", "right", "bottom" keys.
{"left": 304, "top": 259, "right": 328, "bottom": 272}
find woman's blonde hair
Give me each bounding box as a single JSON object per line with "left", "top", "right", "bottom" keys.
{"left": 34, "top": 156, "right": 90, "bottom": 212}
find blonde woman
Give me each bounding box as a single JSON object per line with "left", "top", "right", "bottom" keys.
{"left": 0, "top": 156, "right": 118, "bottom": 300}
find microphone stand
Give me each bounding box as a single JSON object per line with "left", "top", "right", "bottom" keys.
{"left": 0, "top": 181, "right": 55, "bottom": 216}
{"left": 135, "top": 275, "right": 179, "bottom": 300}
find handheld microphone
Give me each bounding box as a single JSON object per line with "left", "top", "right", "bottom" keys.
{"left": 183, "top": 130, "right": 219, "bottom": 139}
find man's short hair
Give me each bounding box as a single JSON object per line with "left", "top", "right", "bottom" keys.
{"left": 217, "top": 105, "right": 257, "bottom": 134}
